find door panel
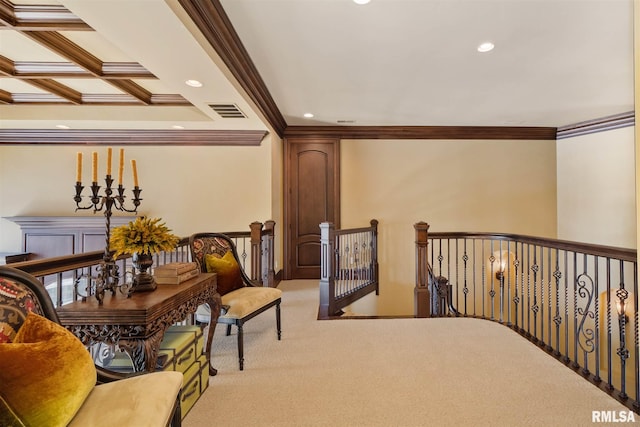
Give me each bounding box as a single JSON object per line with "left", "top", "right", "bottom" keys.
{"left": 285, "top": 138, "right": 339, "bottom": 279}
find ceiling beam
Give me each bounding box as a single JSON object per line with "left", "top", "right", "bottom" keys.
{"left": 0, "top": 88, "right": 12, "bottom": 104}
{"left": 23, "top": 31, "right": 104, "bottom": 74}
{"left": 23, "top": 31, "right": 159, "bottom": 104}
{"left": 0, "top": 0, "right": 91, "bottom": 30}
{"left": 107, "top": 80, "right": 152, "bottom": 105}
{"left": 3, "top": 61, "right": 154, "bottom": 79}
{"left": 0, "top": 54, "right": 15, "bottom": 76}
{"left": 0, "top": 0, "right": 18, "bottom": 27}
{"left": 26, "top": 78, "right": 82, "bottom": 104}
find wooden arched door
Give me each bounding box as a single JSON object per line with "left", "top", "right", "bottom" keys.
{"left": 284, "top": 137, "right": 340, "bottom": 279}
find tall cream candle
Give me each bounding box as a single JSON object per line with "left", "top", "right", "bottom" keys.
{"left": 118, "top": 148, "right": 124, "bottom": 185}
{"left": 131, "top": 159, "right": 139, "bottom": 187}
{"left": 92, "top": 152, "right": 98, "bottom": 183}
{"left": 106, "top": 147, "right": 112, "bottom": 176}
{"left": 76, "top": 152, "right": 82, "bottom": 183}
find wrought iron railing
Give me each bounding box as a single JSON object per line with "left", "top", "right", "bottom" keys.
{"left": 8, "top": 221, "right": 276, "bottom": 307}
{"left": 319, "top": 219, "right": 379, "bottom": 318}
{"left": 414, "top": 221, "right": 639, "bottom": 413}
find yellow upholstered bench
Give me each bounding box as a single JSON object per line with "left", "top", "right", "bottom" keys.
{"left": 0, "top": 266, "right": 183, "bottom": 427}
{"left": 190, "top": 232, "right": 282, "bottom": 371}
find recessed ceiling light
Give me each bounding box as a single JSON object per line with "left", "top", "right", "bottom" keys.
{"left": 354, "top": 0, "right": 370, "bottom": 4}
{"left": 303, "top": 113, "right": 314, "bottom": 118}
{"left": 55, "top": 124, "right": 70, "bottom": 129}
{"left": 185, "top": 79, "right": 203, "bottom": 87}
{"left": 172, "top": 125, "right": 185, "bottom": 129}
{"left": 477, "top": 42, "right": 495, "bottom": 53}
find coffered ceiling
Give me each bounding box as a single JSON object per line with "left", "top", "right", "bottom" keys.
{"left": 0, "top": 0, "right": 634, "bottom": 143}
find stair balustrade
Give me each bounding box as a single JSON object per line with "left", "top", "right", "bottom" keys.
{"left": 414, "top": 222, "right": 638, "bottom": 413}
{"left": 319, "top": 220, "right": 379, "bottom": 318}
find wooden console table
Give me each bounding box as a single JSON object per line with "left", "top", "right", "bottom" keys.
{"left": 57, "top": 273, "right": 221, "bottom": 376}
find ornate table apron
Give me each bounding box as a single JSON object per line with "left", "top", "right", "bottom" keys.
{"left": 57, "top": 273, "right": 222, "bottom": 376}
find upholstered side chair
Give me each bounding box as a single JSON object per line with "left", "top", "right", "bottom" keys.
{"left": 0, "top": 266, "right": 183, "bottom": 427}
{"left": 189, "top": 232, "right": 282, "bottom": 370}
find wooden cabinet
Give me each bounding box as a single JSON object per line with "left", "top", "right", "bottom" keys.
{"left": 5, "top": 216, "right": 136, "bottom": 259}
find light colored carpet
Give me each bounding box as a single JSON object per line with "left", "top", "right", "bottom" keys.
{"left": 183, "top": 280, "right": 632, "bottom": 427}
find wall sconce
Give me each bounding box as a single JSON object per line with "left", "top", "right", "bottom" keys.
{"left": 495, "top": 260, "right": 506, "bottom": 282}
{"left": 616, "top": 288, "right": 629, "bottom": 323}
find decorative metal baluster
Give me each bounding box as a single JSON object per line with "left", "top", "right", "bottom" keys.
{"left": 489, "top": 240, "right": 496, "bottom": 321}
{"left": 575, "top": 254, "right": 595, "bottom": 376}
{"left": 617, "top": 261, "right": 629, "bottom": 401}
{"left": 546, "top": 248, "right": 552, "bottom": 350}
{"left": 539, "top": 247, "right": 545, "bottom": 346}
{"left": 531, "top": 245, "right": 540, "bottom": 343}
{"left": 526, "top": 244, "right": 532, "bottom": 338}
{"left": 594, "top": 257, "right": 601, "bottom": 383}
{"left": 462, "top": 239, "right": 469, "bottom": 317}
{"left": 606, "top": 257, "right": 614, "bottom": 392}
{"left": 513, "top": 242, "right": 520, "bottom": 330}
{"left": 553, "top": 248, "right": 562, "bottom": 357}
{"left": 562, "top": 250, "right": 570, "bottom": 365}
{"left": 633, "top": 262, "right": 639, "bottom": 411}
{"left": 506, "top": 241, "right": 512, "bottom": 327}
{"left": 482, "top": 240, "right": 486, "bottom": 319}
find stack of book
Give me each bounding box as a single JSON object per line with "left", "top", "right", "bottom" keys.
{"left": 153, "top": 262, "right": 199, "bottom": 284}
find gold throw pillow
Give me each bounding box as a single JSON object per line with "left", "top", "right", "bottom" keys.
{"left": 0, "top": 312, "right": 96, "bottom": 427}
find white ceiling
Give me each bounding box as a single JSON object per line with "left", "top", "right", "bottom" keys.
{"left": 0, "top": 0, "right": 634, "bottom": 131}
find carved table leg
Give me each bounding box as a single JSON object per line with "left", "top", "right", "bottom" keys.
{"left": 119, "top": 330, "right": 164, "bottom": 372}
{"left": 206, "top": 292, "right": 222, "bottom": 376}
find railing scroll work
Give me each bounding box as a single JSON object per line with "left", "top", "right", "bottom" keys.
{"left": 319, "top": 219, "right": 379, "bottom": 318}
{"left": 414, "top": 222, "right": 639, "bottom": 413}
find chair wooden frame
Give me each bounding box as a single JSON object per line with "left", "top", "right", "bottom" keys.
{"left": 0, "top": 266, "right": 182, "bottom": 427}
{"left": 189, "top": 232, "right": 281, "bottom": 370}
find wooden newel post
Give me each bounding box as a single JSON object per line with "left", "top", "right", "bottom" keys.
{"left": 263, "top": 220, "right": 276, "bottom": 287}
{"left": 319, "top": 222, "right": 335, "bottom": 319}
{"left": 250, "top": 221, "right": 263, "bottom": 284}
{"left": 414, "top": 221, "right": 431, "bottom": 318}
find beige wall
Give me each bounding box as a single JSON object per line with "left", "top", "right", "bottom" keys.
{"left": 340, "top": 138, "right": 558, "bottom": 315}
{"left": 0, "top": 142, "right": 279, "bottom": 257}
{"left": 556, "top": 126, "right": 636, "bottom": 248}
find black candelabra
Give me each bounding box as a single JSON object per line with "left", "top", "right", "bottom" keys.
{"left": 73, "top": 149, "right": 142, "bottom": 304}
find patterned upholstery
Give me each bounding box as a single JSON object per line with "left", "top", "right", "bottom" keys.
{"left": 0, "top": 268, "right": 58, "bottom": 343}
{"left": 190, "top": 234, "right": 255, "bottom": 286}
{"left": 189, "top": 232, "right": 282, "bottom": 370}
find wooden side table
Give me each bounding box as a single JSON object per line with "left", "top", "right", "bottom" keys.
{"left": 57, "top": 273, "right": 222, "bottom": 375}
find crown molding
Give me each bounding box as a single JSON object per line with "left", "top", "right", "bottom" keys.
{"left": 556, "top": 111, "right": 634, "bottom": 139}
{"left": 0, "top": 129, "right": 268, "bottom": 145}
{"left": 179, "top": 0, "right": 287, "bottom": 138}
{"left": 284, "top": 125, "right": 557, "bottom": 140}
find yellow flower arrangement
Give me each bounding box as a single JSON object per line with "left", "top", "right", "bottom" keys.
{"left": 109, "top": 216, "right": 179, "bottom": 259}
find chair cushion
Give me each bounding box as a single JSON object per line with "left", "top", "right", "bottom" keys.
{"left": 221, "top": 287, "right": 282, "bottom": 319}
{"left": 68, "top": 371, "right": 183, "bottom": 427}
{"left": 0, "top": 276, "right": 38, "bottom": 343}
{"left": 205, "top": 251, "right": 244, "bottom": 295}
{"left": 0, "top": 312, "right": 97, "bottom": 427}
